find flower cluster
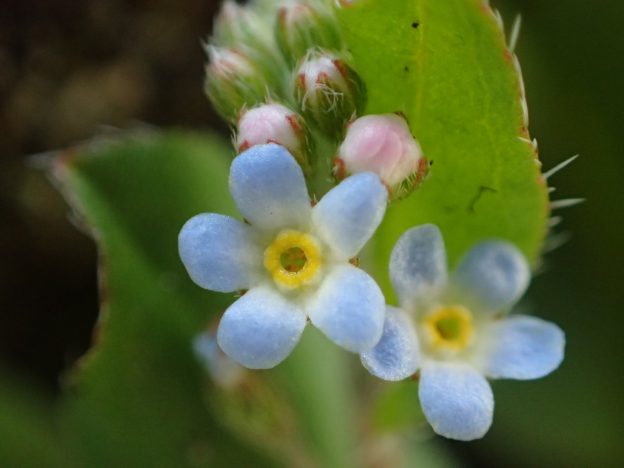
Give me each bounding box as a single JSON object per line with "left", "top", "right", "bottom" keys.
{"left": 179, "top": 144, "right": 564, "bottom": 440}
{"left": 181, "top": 0, "right": 565, "bottom": 442}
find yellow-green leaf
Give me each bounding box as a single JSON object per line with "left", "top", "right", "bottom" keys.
{"left": 337, "top": 0, "right": 549, "bottom": 296}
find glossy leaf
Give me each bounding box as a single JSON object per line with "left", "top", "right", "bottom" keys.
{"left": 0, "top": 375, "right": 76, "bottom": 468}
{"left": 51, "top": 132, "right": 273, "bottom": 467}
{"left": 337, "top": 0, "right": 549, "bottom": 297}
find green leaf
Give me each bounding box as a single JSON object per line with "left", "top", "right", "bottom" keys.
{"left": 372, "top": 380, "right": 424, "bottom": 432}
{"left": 198, "top": 328, "right": 360, "bottom": 468}
{"left": 50, "top": 129, "right": 371, "bottom": 468}
{"left": 51, "top": 131, "right": 273, "bottom": 467}
{"left": 0, "top": 375, "right": 76, "bottom": 468}
{"left": 276, "top": 327, "right": 358, "bottom": 468}
{"left": 337, "top": 0, "right": 549, "bottom": 295}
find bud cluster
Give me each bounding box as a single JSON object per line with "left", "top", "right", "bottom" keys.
{"left": 204, "top": 0, "right": 428, "bottom": 200}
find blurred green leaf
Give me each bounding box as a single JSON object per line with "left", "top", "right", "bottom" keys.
{"left": 276, "top": 327, "right": 358, "bottom": 468}
{"left": 51, "top": 131, "right": 273, "bottom": 467}
{"left": 372, "top": 380, "right": 424, "bottom": 432}
{"left": 48, "top": 129, "right": 384, "bottom": 468}
{"left": 0, "top": 376, "right": 76, "bottom": 468}
{"left": 200, "top": 328, "right": 360, "bottom": 468}
{"left": 401, "top": 441, "right": 461, "bottom": 468}
{"left": 337, "top": 0, "right": 549, "bottom": 296}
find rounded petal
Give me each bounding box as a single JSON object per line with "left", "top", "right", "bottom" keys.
{"left": 360, "top": 306, "right": 420, "bottom": 381}
{"left": 306, "top": 264, "right": 385, "bottom": 353}
{"left": 217, "top": 287, "right": 306, "bottom": 369}
{"left": 451, "top": 241, "right": 529, "bottom": 314}
{"left": 178, "top": 213, "right": 260, "bottom": 292}
{"left": 482, "top": 315, "right": 565, "bottom": 380}
{"left": 389, "top": 224, "right": 448, "bottom": 307}
{"left": 419, "top": 362, "right": 494, "bottom": 441}
{"left": 230, "top": 144, "right": 311, "bottom": 232}
{"left": 312, "top": 172, "right": 387, "bottom": 259}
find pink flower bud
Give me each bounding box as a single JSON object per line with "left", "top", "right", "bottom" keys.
{"left": 236, "top": 103, "right": 312, "bottom": 171}
{"left": 335, "top": 114, "right": 428, "bottom": 199}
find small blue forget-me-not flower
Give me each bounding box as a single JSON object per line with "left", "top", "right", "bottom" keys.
{"left": 360, "top": 224, "right": 565, "bottom": 440}
{"left": 179, "top": 143, "right": 388, "bottom": 369}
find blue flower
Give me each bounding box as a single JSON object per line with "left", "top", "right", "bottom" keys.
{"left": 360, "top": 224, "right": 565, "bottom": 440}
{"left": 179, "top": 143, "right": 388, "bottom": 369}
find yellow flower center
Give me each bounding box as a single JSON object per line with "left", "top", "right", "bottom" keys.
{"left": 422, "top": 305, "right": 475, "bottom": 352}
{"left": 264, "top": 230, "right": 322, "bottom": 289}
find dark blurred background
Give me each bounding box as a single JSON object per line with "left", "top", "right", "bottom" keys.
{"left": 0, "top": 0, "right": 622, "bottom": 466}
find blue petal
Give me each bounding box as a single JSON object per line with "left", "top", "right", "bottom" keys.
{"left": 419, "top": 362, "right": 494, "bottom": 441}
{"left": 360, "top": 306, "right": 420, "bottom": 381}
{"left": 389, "top": 224, "right": 448, "bottom": 307}
{"left": 451, "top": 241, "right": 530, "bottom": 314}
{"left": 482, "top": 315, "right": 565, "bottom": 380}
{"left": 217, "top": 287, "right": 306, "bottom": 369}
{"left": 312, "top": 172, "right": 387, "bottom": 259}
{"left": 306, "top": 264, "right": 385, "bottom": 353}
{"left": 230, "top": 144, "right": 311, "bottom": 232}
{"left": 178, "top": 213, "right": 260, "bottom": 292}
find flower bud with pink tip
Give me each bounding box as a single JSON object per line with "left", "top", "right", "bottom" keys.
{"left": 294, "top": 50, "right": 365, "bottom": 138}
{"left": 236, "top": 103, "right": 312, "bottom": 172}
{"left": 275, "top": 2, "right": 341, "bottom": 64}
{"left": 204, "top": 46, "right": 266, "bottom": 123}
{"left": 212, "top": 1, "right": 287, "bottom": 89}
{"left": 335, "top": 114, "right": 428, "bottom": 199}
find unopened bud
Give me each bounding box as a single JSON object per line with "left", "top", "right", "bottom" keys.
{"left": 275, "top": 2, "right": 341, "bottom": 64}
{"left": 204, "top": 46, "right": 266, "bottom": 123}
{"left": 213, "top": 0, "right": 249, "bottom": 45}
{"left": 213, "top": 1, "right": 278, "bottom": 51}
{"left": 236, "top": 103, "right": 312, "bottom": 172}
{"left": 294, "top": 51, "right": 366, "bottom": 138}
{"left": 335, "top": 114, "right": 428, "bottom": 199}
{"left": 212, "top": 1, "right": 289, "bottom": 91}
